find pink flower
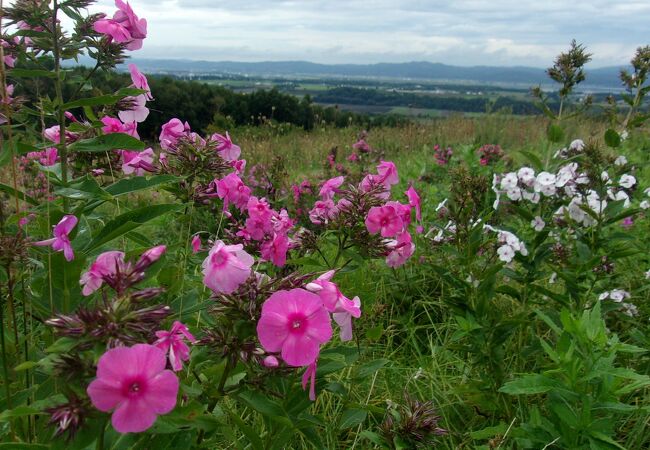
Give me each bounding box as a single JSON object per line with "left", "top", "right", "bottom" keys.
{"left": 231, "top": 159, "right": 247, "bottom": 174}
{"left": 80, "top": 251, "right": 126, "bottom": 296}
{"left": 272, "top": 209, "right": 294, "bottom": 234}
{"left": 128, "top": 64, "right": 152, "bottom": 100}
{"left": 159, "top": 118, "right": 190, "bottom": 150}
{"left": 377, "top": 161, "right": 399, "bottom": 187}
{"left": 309, "top": 199, "right": 338, "bottom": 225}
{"left": 319, "top": 176, "right": 344, "bottom": 200}
{"left": 245, "top": 197, "right": 274, "bottom": 240}
{"left": 305, "top": 271, "right": 361, "bottom": 341}
{"left": 34, "top": 215, "right": 78, "bottom": 261}
{"left": 405, "top": 186, "right": 421, "bottom": 222}
{"left": 118, "top": 95, "right": 149, "bottom": 123}
{"left": 191, "top": 235, "right": 201, "bottom": 253}
{"left": 386, "top": 201, "right": 412, "bottom": 227}
{"left": 386, "top": 231, "right": 415, "bottom": 268}
{"left": 365, "top": 205, "right": 404, "bottom": 237}
{"left": 263, "top": 355, "right": 279, "bottom": 368}
{"left": 257, "top": 289, "right": 333, "bottom": 367}
{"left": 154, "top": 321, "right": 196, "bottom": 372}
{"left": 359, "top": 174, "right": 390, "bottom": 200}
{"left": 94, "top": 0, "right": 147, "bottom": 51}
{"left": 216, "top": 173, "right": 251, "bottom": 211}
{"left": 333, "top": 296, "right": 361, "bottom": 342}
{"left": 122, "top": 148, "right": 155, "bottom": 176}
{"left": 302, "top": 361, "right": 318, "bottom": 401}
{"left": 261, "top": 233, "right": 290, "bottom": 267}
{"left": 43, "top": 125, "right": 78, "bottom": 144}
{"left": 202, "top": 240, "right": 254, "bottom": 294}
{"left": 102, "top": 116, "right": 126, "bottom": 134}
{"left": 86, "top": 344, "right": 178, "bottom": 433}
{"left": 352, "top": 139, "right": 371, "bottom": 153}
{"left": 347, "top": 153, "right": 359, "bottom": 162}
{"left": 211, "top": 132, "right": 241, "bottom": 161}
{"left": 135, "top": 245, "right": 166, "bottom": 270}
{"left": 621, "top": 216, "right": 634, "bottom": 229}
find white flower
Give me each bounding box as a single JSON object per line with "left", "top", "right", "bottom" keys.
{"left": 610, "top": 289, "right": 630, "bottom": 303}
{"left": 497, "top": 245, "right": 515, "bottom": 263}
{"left": 569, "top": 139, "right": 585, "bottom": 151}
{"left": 614, "top": 155, "right": 627, "bottom": 166}
{"left": 621, "top": 303, "right": 638, "bottom": 317}
{"left": 531, "top": 216, "right": 545, "bottom": 231}
{"left": 500, "top": 172, "right": 519, "bottom": 190}
{"left": 506, "top": 188, "right": 522, "bottom": 201}
{"left": 492, "top": 174, "right": 501, "bottom": 210}
{"left": 549, "top": 272, "right": 557, "bottom": 284}
{"left": 601, "top": 171, "right": 611, "bottom": 183}
{"left": 620, "top": 130, "right": 629, "bottom": 141}
{"left": 435, "top": 198, "right": 448, "bottom": 212}
{"left": 598, "top": 292, "right": 610, "bottom": 301}
{"left": 641, "top": 200, "right": 650, "bottom": 210}
{"left": 534, "top": 172, "right": 557, "bottom": 196}
{"left": 619, "top": 174, "right": 636, "bottom": 189}
{"left": 522, "top": 190, "right": 540, "bottom": 204}
{"left": 556, "top": 163, "right": 577, "bottom": 187}
{"left": 644, "top": 187, "right": 650, "bottom": 197}
{"left": 465, "top": 275, "right": 479, "bottom": 288}
{"left": 610, "top": 190, "right": 630, "bottom": 208}
{"left": 645, "top": 269, "right": 650, "bottom": 279}
{"left": 587, "top": 190, "right": 608, "bottom": 214}
{"left": 517, "top": 167, "right": 536, "bottom": 186}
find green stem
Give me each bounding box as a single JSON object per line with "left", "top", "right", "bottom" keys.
{"left": 96, "top": 418, "right": 106, "bottom": 450}
{"left": 52, "top": 0, "right": 69, "bottom": 210}
{"left": 0, "top": 276, "right": 14, "bottom": 437}
{"left": 217, "top": 356, "right": 234, "bottom": 394}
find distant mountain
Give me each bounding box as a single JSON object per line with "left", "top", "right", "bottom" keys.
{"left": 115, "top": 59, "right": 625, "bottom": 90}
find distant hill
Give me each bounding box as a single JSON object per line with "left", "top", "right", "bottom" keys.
{"left": 118, "top": 59, "right": 625, "bottom": 90}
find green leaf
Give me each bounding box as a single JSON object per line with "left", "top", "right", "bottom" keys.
{"left": 519, "top": 150, "right": 544, "bottom": 171}
{"left": 13, "top": 361, "right": 39, "bottom": 371}
{"left": 69, "top": 133, "right": 145, "bottom": 153}
{"left": 0, "top": 405, "right": 39, "bottom": 421}
{"left": 0, "top": 182, "right": 38, "bottom": 205}
{"left": 355, "top": 358, "right": 389, "bottom": 379}
{"left": 338, "top": 408, "right": 367, "bottom": 429}
{"left": 62, "top": 94, "right": 127, "bottom": 110}
{"left": 84, "top": 204, "right": 181, "bottom": 252}
{"left": 105, "top": 175, "right": 181, "bottom": 197}
{"left": 499, "top": 374, "right": 558, "bottom": 395}
{"left": 9, "top": 68, "right": 57, "bottom": 79}
{"left": 236, "top": 390, "right": 290, "bottom": 425}
{"left": 470, "top": 422, "right": 508, "bottom": 440}
{"left": 604, "top": 129, "right": 621, "bottom": 148}
{"left": 547, "top": 123, "right": 564, "bottom": 143}
{"left": 55, "top": 175, "right": 112, "bottom": 201}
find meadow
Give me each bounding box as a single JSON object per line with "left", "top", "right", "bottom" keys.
{"left": 1, "top": 1, "right": 650, "bottom": 449}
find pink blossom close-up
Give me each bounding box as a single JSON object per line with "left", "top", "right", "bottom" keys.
{"left": 386, "top": 231, "right": 416, "bottom": 268}
{"left": 216, "top": 173, "right": 251, "bottom": 211}
{"left": 86, "top": 344, "right": 178, "bottom": 433}
{"left": 257, "top": 288, "right": 333, "bottom": 367}
{"left": 159, "top": 118, "right": 190, "bottom": 150}
{"left": 377, "top": 161, "right": 399, "bottom": 187}
{"left": 80, "top": 251, "right": 125, "bottom": 296}
{"left": 365, "top": 205, "right": 404, "bottom": 237}
{"left": 94, "top": 0, "right": 147, "bottom": 51}
{"left": 202, "top": 240, "right": 254, "bottom": 294}
{"left": 211, "top": 132, "right": 241, "bottom": 161}
{"left": 121, "top": 148, "right": 155, "bottom": 176}
{"left": 405, "top": 186, "right": 422, "bottom": 222}
{"left": 319, "top": 176, "right": 344, "bottom": 200}
{"left": 128, "top": 64, "right": 153, "bottom": 100}
{"left": 154, "top": 321, "right": 196, "bottom": 372}
{"left": 33, "top": 215, "right": 78, "bottom": 262}
{"left": 260, "top": 233, "right": 290, "bottom": 267}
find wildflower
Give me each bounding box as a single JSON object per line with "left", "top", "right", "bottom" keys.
{"left": 309, "top": 199, "right": 338, "bottom": 225}
{"left": 211, "top": 132, "right": 241, "bottom": 161}
{"left": 260, "top": 233, "right": 290, "bottom": 267}
{"left": 154, "top": 321, "right": 196, "bottom": 372}
{"left": 256, "top": 288, "right": 332, "bottom": 367}
{"left": 405, "top": 186, "right": 422, "bottom": 222}
{"left": 135, "top": 245, "right": 166, "bottom": 271}
{"left": 159, "top": 118, "right": 190, "bottom": 150}
{"left": 614, "top": 155, "right": 627, "bottom": 166}
{"left": 319, "top": 176, "right": 344, "bottom": 200}
{"left": 531, "top": 216, "right": 545, "bottom": 231}
{"left": 202, "top": 240, "right": 254, "bottom": 294}
{"left": 262, "top": 355, "right": 279, "bottom": 368}
{"left": 640, "top": 200, "right": 649, "bottom": 210}
{"left": 621, "top": 216, "right": 634, "bottom": 229}
{"left": 352, "top": 138, "right": 371, "bottom": 153}
{"left": 94, "top": 0, "right": 148, "bottom": 51}
{"left": 118, "top": 95, "right": 149, "bottom": 123}
{"left": 128, "top": 64, "right": 152, "bottom": 100}
{"left": 366, "top": 205, "right": 404, "bottom": 237}
{"left": 80, "top": 251, "right": 126, "bottom": 296}
{"left": 534, "top": 172, "right": 557, "bottom": 196}
{"left": 34, "top": 215, "right": 78, "bottom": 262}
{"left": 302, "top": 361, "right": 318, "bottom": 401}
{"left": 216, "top": 173, "right": 251, "bottom": 211}
{"left": 386, "top": 231, "right": 415, "bottom": 268}
{"left": 46, "top": 394, "right": 88, "bottom": 439}
{"left": 377, "top": 161, "right": 399, "bottom": 187}
{"left": 121, "top": 148, "right": 155, "bottom": 176}
{"left": 87, "top": 344, "right": 178, "bottom": 433}
{"left": 517, "top": 167, "right": 536, "bottom": 186}
{"left": 191, "top": 235, "right": 201, "bottom": 253}
{"left": 619, "top": 174, "right": 636, "bottom": 189}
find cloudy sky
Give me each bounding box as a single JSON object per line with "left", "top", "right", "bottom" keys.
{"left": 86, "top": 0, "right": 648, "bottom": 67}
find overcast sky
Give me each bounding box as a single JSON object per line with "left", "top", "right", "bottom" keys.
{"left": 85, "top": 0, "right": 649, "bottom": 67}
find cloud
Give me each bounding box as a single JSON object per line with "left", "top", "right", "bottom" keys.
{"left": 78, "top": 0, "right": 647, "bottom": 66}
